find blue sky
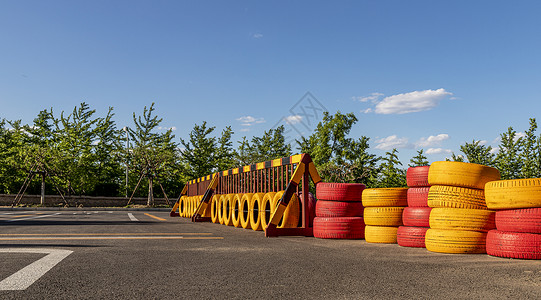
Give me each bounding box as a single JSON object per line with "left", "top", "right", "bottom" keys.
{"left": 2, "top": 1, "right": 541, "bottom": 165}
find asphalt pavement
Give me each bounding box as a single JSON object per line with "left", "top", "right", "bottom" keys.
{"left": 1, "top": 210, "right": 540, "bottom": 299}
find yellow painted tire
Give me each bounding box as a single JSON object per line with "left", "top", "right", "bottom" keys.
{"left": 222, "top": 194, "right": 234, "bottom": 226}
{"left": 425, "top": 228, "right": 487, "bottom": 254}
{"left": 218, "top": 194, "right": 227, "bottom": 225}
{"left": 249, "top": 193, "right": 265, "bottom": 231}
{"left": 272, "top": 191, "right": 300, "bottom": 228}
{"left": 485, "top": 178, "right": 541, "bottom": 209}
{"left": 178, "top": 196, "right": 186, "bottom": 218}
{"left": 187, "top": 196, "right": 193, "bottom": 216}
{"left": 365, "top": 226, "right": 398, "bottom": 244}
{"left": 211, "top": 195, "right": 220, "bottom": 223}
{"left": 428, "top": 185, "right": 487, "bottom": 209}
{"left": 429, "top": 208, "right": 495, "bottom": 232}
{"left": 200, "top": 195, "right": 212, "bottom": 218}
{"left": 240, "top": 193, "right": 254, "bottom": 229}
{"left": 362, "top": 188, "right": 408, "bottom": 207}
{"left": 231, "top": 194, "right": 243, "bottom": 228}
{"left": 260, "top": 192, "right": 277, "bottom": 229}
{"left": 363, "top": 207, "right": 405, "bottom": 226}
{"left": 184, "top": 196, "right": 191, "bottom": 218}
{"left": 428, "top": 161, "right": 500, "bottom": 190}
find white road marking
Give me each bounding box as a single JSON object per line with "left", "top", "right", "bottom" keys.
{"left": 5, "top": 213, "right": 61, "bottom": 222}
{"left": 0, "top": 248, "right": 73, "bottom": 291}
{"left": 127, "top": 213, "right": 138, "bottom": 221}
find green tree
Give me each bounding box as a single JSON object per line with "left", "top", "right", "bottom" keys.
{"left": 459, "top": 140, "right": 495, "bottom": 166}
{"left": 496, "top": 127, "right": 523, "bottom": 180}
{"left": 376, "top": 148, "right": 406, "bottom": 187}
{"left": 128, "top": 103, "right": 179, "bottom": 205}
{"left": 520, "top": 118, "right": 539, "bottom": 178}
{"left": 180, "top": 121, "right": 217, "bottom": 179}
{"left": 409, "top": 149, "right": 429, "bottom": 167}
{"left": 237, "top": 125, "right": 292, "bottom": 165}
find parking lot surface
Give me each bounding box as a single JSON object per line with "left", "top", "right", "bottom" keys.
{"left": 1, "top": 210, "right": 540, "bottom": 299}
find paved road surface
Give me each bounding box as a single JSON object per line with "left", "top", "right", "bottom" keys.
{"left": 1, "top": 210, "right": 540, "bottom": 299}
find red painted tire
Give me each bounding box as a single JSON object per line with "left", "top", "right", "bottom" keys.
{"left": 397, "top": 226, "right": 428, "bottom": 248}
{"left": 316, "top": 182, "right": 366, "bottom": 202}
{"left": 301, "top": 192, "right": 317, "bottom": 227}
{"left": 402, "top": 207, "right": 431, "bottom": 227}
{"left": 495, "top": 208, "right": 541, "bottom": 233}
{"left": 315, "top": 200, "right": 363, "bottom": 218}
{"left": 407, "top": 166, "right": 430, "bottom": 187}
{"left": 407, "top": 187, "right": 430, "bottom": 207}
{"left": 313, "top": 217, "right": 365, "bottom": 239}
{"left": 486, "top": 230, "right": 541, "bottom": 260}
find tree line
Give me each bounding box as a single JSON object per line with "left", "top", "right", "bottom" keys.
{"left": 0, "top": 103, "right": 539, "bottom": 200}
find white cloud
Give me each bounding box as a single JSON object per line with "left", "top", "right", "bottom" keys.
{"left": 240, "top": 128, "right": 250, "bottom": 132}
{"left": 361, "top": 108, "right": 373, "bottom": 114}
{"left": 157, "top": 126, "right": 177, "bottom": 131}
{"left": 490, "top": 148, "right": 499, "bottom": 154}
{"left": 416, "top": 134, "right": 450, "bottom": 148}
{"left": 426, "top": 148, "right": 452, "bottom": 155}
{"left": 253, "top": 33, "right": 263, "bottom": 39}
{"left": 374, "top": 88, "right": 453, "bottom": 114}
{"left": 236, "top": 116, "right": 265, "bottom": 126}
{"left": 284, "top": 115, "right": 303, "bottom": 125}
{"left": 479, "top": 140, "right": 488, "bottom": 145}
{"left": 375, "top": 135, "right": 413, "bottom": 150}
{"left": 353, "top": 92, "right": 384, "bottom": 103}
{"left": 515, "top": 131, "right": 527, "bottom": 142}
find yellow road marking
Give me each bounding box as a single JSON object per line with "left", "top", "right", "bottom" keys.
{"left": 9, "top": 215, "right": 34, "bottom": 218}
{"left": 0, "top": 233, "right": 213, "bottom": 236}
{"left": 0, "top": 236, "right": 223, "bottom": 241}
{"left": 144, "top": 213, "right": 167, "bottom": 221}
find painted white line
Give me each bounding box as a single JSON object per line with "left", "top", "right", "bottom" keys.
{"left": 127, "top": 213, "right": 138, "bottom": 221}
{"left": 5, "top": 213, "right": 61, "bottom": 222}
{"left": 0, "top": 248, "right": 73, "bottom": 290}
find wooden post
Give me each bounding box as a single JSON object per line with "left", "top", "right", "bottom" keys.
{"left": 147, "top": 175, "right": 154, "bottom": 206}
{"left": 40, "top": 172, "right": 46, "bottom": 205}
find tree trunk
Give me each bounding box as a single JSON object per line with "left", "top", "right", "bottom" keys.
{"left": 147, "top": 176, "right": 154, "bottom": 207}
{"left": 40, "top": 172, "right": 46, "bottom": 205}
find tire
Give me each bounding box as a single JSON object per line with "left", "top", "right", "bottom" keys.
{"left": 365, "top": 226, "right": 398, "bottom": 244}
{"left": 231, "top": 194, "right": 243, "bottom": 228}
{"left": 240, "top": 193, "right": 254, "bottom": 229}
{"left": 485, "top": 178, "right": 541, "bottom": 209}
{"left": 260, "top": 192, "right": 277, "bottom": 229}
{"left": 362, "top": 188, "right": 408, "bottom": 207}
{"left": 301, "top": 192, "right": 317, "bottom": 227}
{"left": 178, "top": 196, "right": 187, "bottom": 218}
{"left": 315, "top": 200, "right": 363, "bottom": 218}
{"left": 429, "top": 208, "right": 495, "bottom": 232}
{"left": 407, "top": 166, "right": 430, "bottom": 187}
{"left": 402, "top": 207, "right": 431, "bottom": 227}
{"left": 316, "top": 182, "right": 366, "bottom": 202}
{"left": 425, "top": 228, "right": 487, "bottom": 254}
{"left": 313, "top": 217, "right": 365, "bottom": 239}
{"left": 428, "top": 185, "right": 488, "bottom": 209}
{"left": 428, "top": 161, "right": 500, "bottom": 190}
{"left": 407, "top": 187, "right": 430, "bottom": 207}
{"left": 249, "top": 193, "right": 265, "bottom": 231}
{"left": 486, "top": 230, "right": 541, "bottom": 260}
{"left": 272, "top": 191, "right": 300, "bottom": 228}
{"left": 218, "top": 194, "right": 228, "bottom": 225}
{"left": 222, "top": 194, "right": 234, "bottom": 226}
{"left": 363, "top": 207, "right": 405, "bottom": 226}
{"left": 397, "top": 226, "right": 429, "bottom": 248}
{"left": 211, "top": 195, "right": 220, "bottom": 223}
{"left": 495, "top": 208, "right": 541, "bottom": 233}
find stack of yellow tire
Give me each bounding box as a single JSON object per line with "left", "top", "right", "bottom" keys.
{"left": 208, "top": 192, "right": 299, "bottom": 232}
{"left": 178, "top": 195, "right": 207, "bottom": 218}
{"left": 362, "top": 188, "right": 408, "bottom": 243}
{"left": 485, "top": 179, "right": 541, "bottom": 259}
{"left": 397, "top": 166, "right": 432, "bottom": 248}
{"left": 425, "top": 161, "right": 500, "bottom": 254}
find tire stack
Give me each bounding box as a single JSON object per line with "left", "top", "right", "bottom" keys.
{"left": 425, "top": 161, "right": 500, "bottom": 254}
{"left": 485, "top": 179, "right": 541, "bottom": 259}
{"left": 362, "top": 188, "right": 408, "bottom": 243}
{"left": 313, "top": 183, "right": 366, "bottom": 239}
{"left": 397, "top": 166, "right": 431, "bottom": 248}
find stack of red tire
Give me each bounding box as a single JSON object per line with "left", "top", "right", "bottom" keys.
{"left": 313, "top": 183, "right": 366, "bottom": 239}
{"left": 398, "top": 166, "right": 432, "bottom": 248}
{"left": 485, "top": 179, "right": 541, "bottom": 259}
